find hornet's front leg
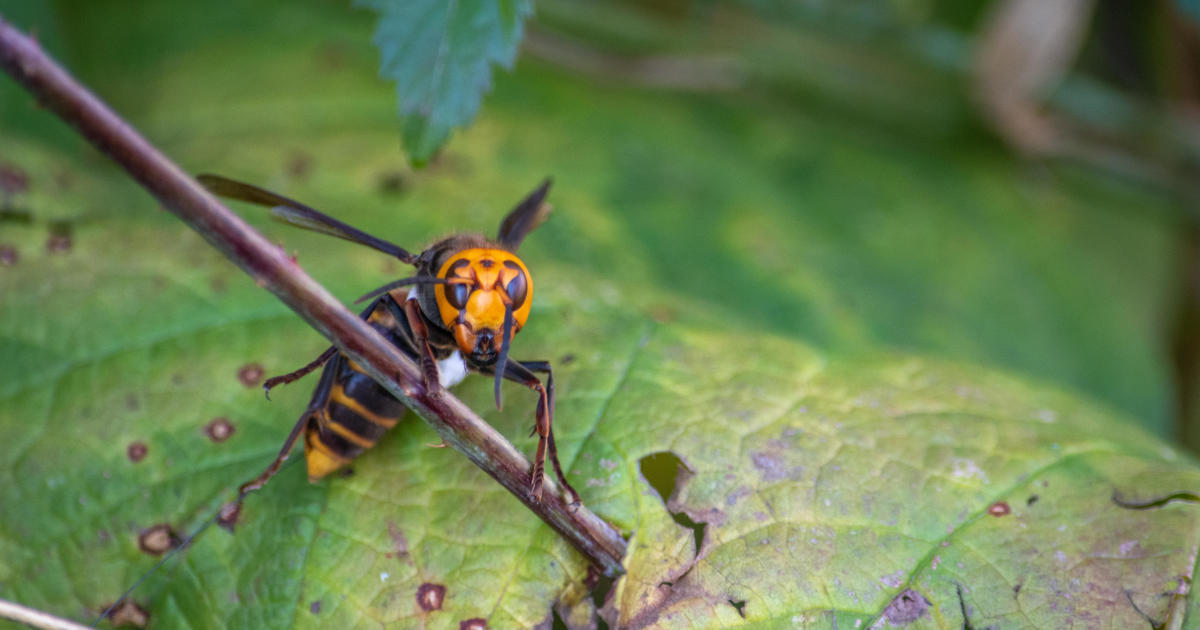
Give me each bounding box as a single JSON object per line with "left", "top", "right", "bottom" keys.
{"left": 262, "top": 346, "right": 336, "bottom": 399}
{"left": 263, "top": 300, "right": 378, "bottom": 398}
{"left": 500, "top": 360, "right": 580, "bottom": 506}
{"left": 395, "top": 296, "right": 443, "bottom": 396}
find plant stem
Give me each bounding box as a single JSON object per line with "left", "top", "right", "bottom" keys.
{"left": 0, "top": 16, "right": 626, "bottom": 577}
{"left": 0, "top": 598, "right": 92, "bottom": 630}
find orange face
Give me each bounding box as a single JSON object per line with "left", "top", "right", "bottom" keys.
{"left": 434, "top": 248, "right": 532, "bottom": 364}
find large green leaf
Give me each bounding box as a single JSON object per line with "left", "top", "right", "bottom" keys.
{"left": 0, "top": 2, "right": 1194, "bottom": 629}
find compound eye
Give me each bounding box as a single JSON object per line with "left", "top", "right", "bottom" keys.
{"left": 446, "top": 281, "right": 470, "bottom": 310}
{"left": 503, "top": 261, "right": 528, "bottom": 309}
{"left": 443, "top": 259, "right": 472, "bottom": 310}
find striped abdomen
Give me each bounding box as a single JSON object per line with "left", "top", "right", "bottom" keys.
{"left": 303, "top": 296, "right": 414, "bottom": 480}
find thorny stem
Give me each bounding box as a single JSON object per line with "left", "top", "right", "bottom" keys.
{"left": 0, "top": 15, "right": 626, "bottom": 580}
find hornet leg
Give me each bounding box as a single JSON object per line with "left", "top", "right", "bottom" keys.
{"left": 262, "top": 345, "right": 336, "bottom": 399}
{"left": 502, "top": 360, "right": 581, "bottom": 506}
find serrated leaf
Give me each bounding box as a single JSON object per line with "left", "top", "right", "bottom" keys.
{"left": 357, "top": 0, "right": 533, "bottom": 163}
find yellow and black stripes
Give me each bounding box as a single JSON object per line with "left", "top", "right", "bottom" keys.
{"left": 302, "top": 296, "right": 415, "bottom": 480}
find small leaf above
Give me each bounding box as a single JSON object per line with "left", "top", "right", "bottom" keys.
{"left": 357, "top": 0, "right": 534, "bottom": 163}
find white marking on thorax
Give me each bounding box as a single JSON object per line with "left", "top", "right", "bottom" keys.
{"left": 409, "top": 288, "right": 469, "bottom": 388}
{"left": 437, "top": 351, "right": 469, "bottom": 388}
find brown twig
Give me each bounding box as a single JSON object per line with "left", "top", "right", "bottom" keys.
{"left": 0, "top": 15, "right": 626, "bottom": 579}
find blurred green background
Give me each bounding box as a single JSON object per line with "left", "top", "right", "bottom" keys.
{"left": 3, "top": 0, "right": 1200, "bottom": 627}
{"left": 3, "top": 0, "right": 1197, "bottom": 442}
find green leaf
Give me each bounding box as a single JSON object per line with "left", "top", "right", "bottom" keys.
{"left": 0, "top": 2, "right": 1195, "bottom": 629}
{"left": 356, "top": 0, "right": 534, "bottom": 163}
{"left": 598, "top": 331, "right": 1200, "bottom": 627}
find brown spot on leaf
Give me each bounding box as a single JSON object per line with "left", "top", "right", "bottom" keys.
{"left": 460, "top": 619, "right": 487, "bottom": 630}
{"left": 726, "top": 486, "right": 752, "bottom": 507}
{"left": 376, "top": 170, "right": 410, "bottom": 195}
{"left": 217, "top": 501, "right": 242, "bottom": 532}
{"left": 0, "top": 245, "right": 17, "bottom": 266}
{"left": 988, "top": 501, "right": 1011, "bottom": 517}
{"left": 1026, "top": 495, "right": 1038, "bottom": 506}
{"left": 309, "top": 600, "right": 321, "bottom": 614}
{"left": 559, "top": 353, "right": 576, "bottom": 365}
{"left": 751, "top": 450, "right": 802, "bottom": 482}
{"left": 46, "top": 232, "right": 71, "bottom": 254}
{"left": 417, "top": 583, "right": 446, "bottom": 612}
{"left": 317, "top": 40, "right": 350, "bottom": 71}
{"left": 881, "top": 588, "right": 931, "bottom": 624}
{"left": 105, "top": 600, "right": 149, "bottom": 628}
{"left": 138, "top": 524, "right": 178, "bottom": 555}
{"left": 0, "top": 163, "right": 29, "bottom": 195}
{"left": 127, "top": 442, "right": 148, "bottom": 463}
{"left": 286, "top": 153, "right": 312, "bottom": 179}
{"left": 238, "top": 363, "right": 264, "bottom": 387}
{"left": 205, "top": 417, "right": 236, "bottom": 442}
{"left": 648, "top": 304, "right": 676, "bottom": 323}
{"left": 387, "top": 521, "right": 409, "bottom": 558}
{"left": 53, "top": 168, "right": 73, "bottom": 191}
{"left": 210, "top": 273, "right": 228, "bottom": 294}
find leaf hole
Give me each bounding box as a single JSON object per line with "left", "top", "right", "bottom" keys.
{"left": 956, "top": 584, "right": 974, "bottom": 630}
{"left": 585, "top": 565, "right": 617, "bottom": 630}
{"left": 1112, "top": 490, "right": 1200, "bottom": 510}
{"left": 639, "top": 451, "right": 706, "bottom": 556}
{"left": 551, "top": 606, "right": 568, "bottom": 630}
